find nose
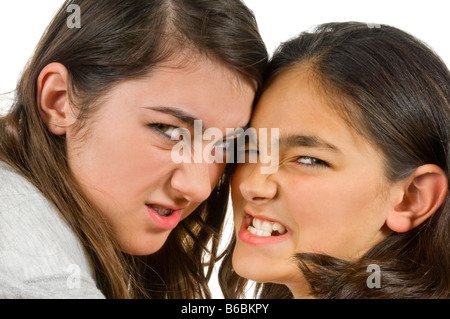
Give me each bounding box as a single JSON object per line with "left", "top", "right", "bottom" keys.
{"left": 236, "top": 163, "right": 277, "bottom": 205}
{"left": 170, "top": 162, "right": 213, "bottom": 203}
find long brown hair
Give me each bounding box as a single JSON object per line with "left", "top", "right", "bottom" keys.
{"left": 220, "top": 22, "right": 449, "bottom": 299}
{"left": 0, "top": 0, "right": 267, "bottom": 298}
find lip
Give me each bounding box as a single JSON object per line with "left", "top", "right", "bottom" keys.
{"left": 238, "top": 209, "right": 291, "bottom": 246}
{"left": 146, "top": 204, "right": 184, "bottom": 230}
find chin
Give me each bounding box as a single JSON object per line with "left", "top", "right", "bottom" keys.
{"left": 232, "top": 247, "right": 272, "bottom": 283}
{"left": 232, "top": 245, "right": 302, "bottom": 286}
{"left": 119, "top": 232, "right": 171, "bottom": 256}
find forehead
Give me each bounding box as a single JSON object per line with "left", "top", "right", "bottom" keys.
{"left": 252, "top": 67, "right": 376, "bottom": 153}
{"left": 252, "top": 68, "right": 333, "bottom": 131}
{"left": 115, "top": 55, "right": 255, "bottom": 130}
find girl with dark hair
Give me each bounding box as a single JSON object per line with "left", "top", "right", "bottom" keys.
{"left": 0, "top": 0, "right": 267, "bottom": 298}
{"left": 221, "top": 22, "right": 449, "bottom": 299}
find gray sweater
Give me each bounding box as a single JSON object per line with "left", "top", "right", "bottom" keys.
{"left": 0, "top": 162, "right": 105, "bottom": 299}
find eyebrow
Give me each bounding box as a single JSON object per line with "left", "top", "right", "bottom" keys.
{"left": 279, "top": 134, "right": 341, "bottom": 152}
{"left": 225, "top": 125, "right": 250, "bottom": 139}
{"left": 143, "top": 106, "right": 207, "bottom": 132}
{"left": 143, "top": 106, "right": 249, "bottom": 137}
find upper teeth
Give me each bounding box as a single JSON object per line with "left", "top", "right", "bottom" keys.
{"left": 247, "top": 217, "right": 287, "bottom": 237}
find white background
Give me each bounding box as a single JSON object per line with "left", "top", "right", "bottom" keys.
{"left": 0, "top": 0, "right": 449, "bottom": 298}
{"left": 1, "top": 0, "right": 449, "bottom": 112}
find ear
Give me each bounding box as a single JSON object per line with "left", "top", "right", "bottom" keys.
{"left": 36, "top": 63, "right": 76, "bottom": 135}
{"left": 386, "top": 164, "right": 448, "bottom": 233}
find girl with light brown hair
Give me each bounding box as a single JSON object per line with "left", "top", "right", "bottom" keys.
{"left": 0, "top": 0, "right": 267, "bottom": 298}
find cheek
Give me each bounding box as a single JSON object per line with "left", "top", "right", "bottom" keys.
{"left": 231, "top": 165, "right": 248, "bottom": 219}
{"left": 288, "top": 172, "right": 380, "bottom": 218}
{"left": 286, "top": 176, "right": 387, "bottom": 257}
{"left": 68, "top": 119, "right": 175, "bottom": 207}
{"left": 209, "top": 162, "right": 227, "bottom": 187}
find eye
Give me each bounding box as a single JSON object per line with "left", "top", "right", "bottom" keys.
{"left": 205, "top": 139, "right": 235, "bottom": 162}
{"left": 296, "top": 156, "right": 329, "bottom": 167}
{"left": 213, "top": 139, "right": 232, "bottom": 153}
{"left": 236, "top": 146, "right": 259, "bottom": 163}
{"left": 148, "top": 123, "right": 183, "bottom": 140}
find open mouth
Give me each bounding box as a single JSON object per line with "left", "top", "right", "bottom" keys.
{"left": 146, "top": 204, "right": 174, "bottom": 217}
{"left": 245, "top": 215, "right": 288, "bottom": 237}
{"left": 145, "top": 203, "right": 184, "bottom": 230}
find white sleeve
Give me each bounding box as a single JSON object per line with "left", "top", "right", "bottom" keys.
{"left": 0, "top": 163, "right": 105, "bottom": 299}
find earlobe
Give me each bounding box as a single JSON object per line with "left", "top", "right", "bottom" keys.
{"left": 37, "top": 63, "right": 75, "bottom": 135}
{"left": 386, "top": 164, "right": 448, "bottom": 233}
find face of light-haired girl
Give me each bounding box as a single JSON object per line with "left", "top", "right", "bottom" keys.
{"left": 40, "top": 55, "right": 255, "bottom": 255}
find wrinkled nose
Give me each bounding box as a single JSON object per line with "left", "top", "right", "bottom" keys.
{"left": 236, "top": 163, "right": 277, "bottom": 205}
{"left": 170, "top": 162, "right": 213, "bottom": 203}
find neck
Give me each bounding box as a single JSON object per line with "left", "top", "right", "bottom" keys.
{"left": 287, "top": 280, "right": 314, "bottom": 299}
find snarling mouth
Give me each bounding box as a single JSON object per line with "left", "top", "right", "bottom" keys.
{"left": 247, "top": 216, "right": 288, "bottom": 237}
{"left": 146, "top": 204, "right": 174, "bottom": 217}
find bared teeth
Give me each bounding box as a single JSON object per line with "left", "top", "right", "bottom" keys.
{"left": 272, "top": 222, "right": 286, "bottom": 234}
{"left": 247, "top": 217, "right": 287, "bottom": 237}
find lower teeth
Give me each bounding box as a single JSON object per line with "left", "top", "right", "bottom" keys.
{"left": 148, "top": 205, "right": 172, "bottom": 217}
{"left": 247, "top": 226, "right": 272, "bottom": 237}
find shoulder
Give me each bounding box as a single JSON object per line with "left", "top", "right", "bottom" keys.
{"left": 0, "top": 161, "right": 38, "bottom": 198}
{"left": 0, "top": 162, "right": 104, "bottom": 299}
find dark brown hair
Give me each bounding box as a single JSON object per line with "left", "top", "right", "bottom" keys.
{"left": 0, "top": 0, "right": 267, "bottom": 298}
{"left": 220, "top": 22, "right": 449, "bottom": 299}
